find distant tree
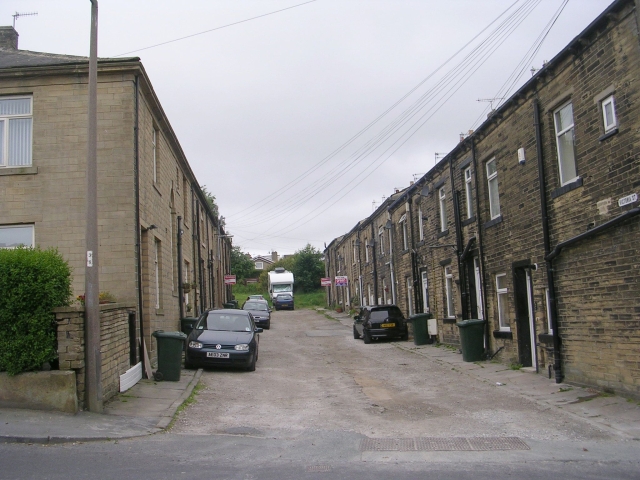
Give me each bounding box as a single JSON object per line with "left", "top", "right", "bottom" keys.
{"left": 292, "top": 244, "right": 325, "bottom": 293}
{"left": 230, "top": 246, "right": 256, "bottom": 281}
{"left": 200, "top": 185, "right": 219, "bottom": 218}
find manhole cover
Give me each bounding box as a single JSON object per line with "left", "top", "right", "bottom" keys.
{"left": 361, "top": 437, "right": 529, "bottom": 452}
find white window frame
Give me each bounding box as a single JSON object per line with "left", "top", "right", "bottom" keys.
{"left": 406, "top": 277, "right": 414, "bottom": 316}
{"left": 601, "top": 95, "right": 617, "bottom": 133}
{"left": 444, "top": 266, "right": 454, "bottom": 318}
{"left": 486, "top": 158, "right": 500, "bottom": 220}
{"left": 184, "top": 259, "right": 190, "bottom": 307}
{"left": 399, "top": 213, "right": 408, "bottom": 250}
{"left": 255, "top": 261, "right": 264, "bottom": 270}
{"left": 154, "top": 238, "right": 161, "bottom": 310}
{"left": 464, "top": 167, "right": 474, "bottom": 219}
{"left": 553, "top": 102, "right": 578, "bottom": 186}
{"left": 439, "top": 187, "right": 447, "bottom": 232}
{"left": 496, "top": 274, "right": 509, "bottom": 331}
{"left": 421, "top": 270, "right": 429, "bottom": 313}
{"left": 418, "top": 206, "right": 424, "bottom": 241}
{"left": 0, "top": 96, "right": 33, "bottom": 168}
{"left": 378, "top": 227, "right": 385, "bottom": 255}
{"left": 545, "top": 288, "right": 553, "bottom": 334}
{"left": 353, "top": 240, "right": 357, "bottom": 264}
{"left": 0, "top": 224, "right": 34, "bottom": 248}
{"left": 364, "top": 238, "right": 370, "bottom": 263}
{"left": 152, "top": 127, "right": 158, "bottom": 184}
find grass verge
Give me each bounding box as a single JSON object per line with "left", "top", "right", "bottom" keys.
{"left": 167, "top": 380, "right": 204, "bottom": 430}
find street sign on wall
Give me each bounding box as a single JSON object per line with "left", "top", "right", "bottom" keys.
{"left": 321, "top": 277, "right": 332, "bottom": 287}
{"left": 224, "top": 275, "right": 236, "bottom": 285}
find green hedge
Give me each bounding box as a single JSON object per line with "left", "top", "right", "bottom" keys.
{"left": 0, "top": 247, "right": 72, "bottom": 375}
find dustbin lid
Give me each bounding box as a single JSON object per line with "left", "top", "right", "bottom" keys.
{"left": 152, "top": 330, "right": 187, "bottom": 339}
{"left": 456, "top": 319, "right": 485, "bottom": 327}
{"left": 408, "top": 313, "right": 431, "bottom": 322}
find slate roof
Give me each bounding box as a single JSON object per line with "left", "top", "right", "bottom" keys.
{"left": 0, "top": 47, "right": 139, "bottom": 70}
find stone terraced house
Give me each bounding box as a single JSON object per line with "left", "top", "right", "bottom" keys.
{"left": 325, "top": 0, "right": 640, "bottom": 397}
{"left": 0, "top": 26, "right": 231, "bottom": 379}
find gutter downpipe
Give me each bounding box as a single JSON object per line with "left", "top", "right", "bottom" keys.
{"left": 407, "top": 197, "right": 421, "bottom": 313}
{"left": 450, "top": 157, "right": 467, "bottom": 319}
{"left": 370, "top": 222, "right": 379, "bottom": 305}
{"left": 177, "top": 215, "right": 184, "bottom": 320}
{"left": 471, "top": 139, "right": 489, "bottom": 348}
{"left": 133, "top": 74, "right": 146, "bottom": 377}
{"left": 534, "top": 98, "right": 563, "bottom": 383}
{"left": 356, "top": 231, "right": 364, "bottom": 307}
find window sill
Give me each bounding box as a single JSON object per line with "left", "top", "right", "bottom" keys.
{"left": 462, "top": 216, "right": 476, "bottom": 227}
{"left": 484, "top": 215, "right": 502, "bottom": 229}
{"left": 443, "top": 318, "right": 457, "bottom": 324}
{"left": 552, "top": 177, "right": 582, "bottom": 199}
{"left": 155, "top": 309, "right": 164, "bottom": 316}
{"left": 598, "top": 128, "right": 618, "bottom": 142}
{"left": 437, "top": 229, "right": 449, "bottom": 238}
{"left": 0, "top": 166, "right": 37, "bottom": 176}
{"left": 493, "top": 329, "right": 512, "bottom": 339}
{"left": 401, "top": 249, "right": 410, "bottom": 255}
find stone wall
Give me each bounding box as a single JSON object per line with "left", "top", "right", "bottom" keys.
{"left": 55, "top": 303, "right": 136, "bottom": 409}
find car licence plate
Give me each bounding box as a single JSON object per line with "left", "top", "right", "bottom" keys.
{"left": 381, "top": 323, "right": 395, "bottom": 328}
{"left": 206, "top": 352, "right": 229, "bottom": 358}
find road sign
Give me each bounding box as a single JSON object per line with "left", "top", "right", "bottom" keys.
{"left": 224, "top": 275, "right": 236, "bottom": 285}
{"left": 321, "top": 277, "right": 331, "bottom": 287}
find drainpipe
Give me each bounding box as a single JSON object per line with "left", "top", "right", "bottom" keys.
{"left": 471, "top": 139, "right": 489, "bottom": 346}
{"left": 370, "top": 222, "right": 379, "bottom": 305}
{"left": 177, "top": 215, "right": 184, "bottom": 320}
{"left": 133, "top": 74, "right": 146, "bottom": 377}
{"left": 450, "top": 157, "right": 467, "bottom": 319}
{"left": 534, "top": 98, "right": 563, "bottom": 384}
{"left": 407, "top": 197, "right": 420, "bottom": 313}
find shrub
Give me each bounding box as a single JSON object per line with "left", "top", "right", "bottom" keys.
{"left": 0, "top": 247, "right": 72, "bottom": 375}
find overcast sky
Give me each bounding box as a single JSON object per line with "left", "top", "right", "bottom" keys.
{"left": 2, "top": 0, "right": 614, "bottom": 256}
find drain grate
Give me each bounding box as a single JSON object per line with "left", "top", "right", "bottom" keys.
{"left": 306, "top": 465, "right": 332, "bottom": 473}
{"left": 360, "top": 437, "right": 529, "bottom": 452}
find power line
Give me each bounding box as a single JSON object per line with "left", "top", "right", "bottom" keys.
{"left": 113, "top": 0, "right": 317, "bottom": 57}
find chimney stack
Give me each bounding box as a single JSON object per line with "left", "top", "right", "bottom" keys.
{"left": 0, "top": 27, "right": 19, "bottom": 50}
{"left": 271, "top": 251, "right": 278, "bottom": 262}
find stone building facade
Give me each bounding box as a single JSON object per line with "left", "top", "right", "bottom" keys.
{"left": 0, "top": 27, "right": 231, "bottom": 371}
{"left": 325, "top": 0, "right": 640, "bottom": 397}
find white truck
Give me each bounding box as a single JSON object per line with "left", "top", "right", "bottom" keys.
{"left": 268, "top": 267, "right": 294, "bottom": 303}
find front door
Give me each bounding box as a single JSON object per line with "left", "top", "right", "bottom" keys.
{"left": 513, "top": 266, "right": 536, "bottom": 368}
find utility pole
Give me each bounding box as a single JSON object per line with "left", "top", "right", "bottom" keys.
{"left": 85, "top": 0, "right": 102, "bottom": 413}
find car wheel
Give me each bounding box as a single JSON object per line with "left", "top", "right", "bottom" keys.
{"left": 265, "top": 321, "right": 271, "bottom": 330}
{"left": 363, "top": 329, "right": 372, "bottom": 344}
{"left": 246, "top": 353, "right": 256, "bottom": 372}
{"left": 353, "top": 325, "right": 360, "bottom": 339}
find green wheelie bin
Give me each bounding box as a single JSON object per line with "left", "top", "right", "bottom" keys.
{"left": 408, "top": 313, "right": 431, "bottom": 346}
{"left": 456, "top": 319, "right": 486, "bottom": 362}
{"left": 152, "top": 330, "right": 187, "bottom": 381}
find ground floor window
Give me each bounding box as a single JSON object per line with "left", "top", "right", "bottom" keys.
{"left": 496, "top": 274, "right": 509, "bottom": 330}
{"left": 0, "top": 224, "right": 34, "bottom": 248}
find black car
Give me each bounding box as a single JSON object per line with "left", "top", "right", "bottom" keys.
{"left": 242, "top": 300, "right": 271, "bottom": 329}
{"left": 185, "top": 309, "right": 262, "bottom": 371}
{"left": 274, "top": 293, "right": 294, "bottom": 311}
{"left": 353, "top": 305, "right": 408, "bottom": 344}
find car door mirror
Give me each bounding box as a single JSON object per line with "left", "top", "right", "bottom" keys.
{"left": 255, "top": 327, "right": 263, "bottom": 333}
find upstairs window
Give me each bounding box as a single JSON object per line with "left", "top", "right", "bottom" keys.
{"left": 464, "top": 167, "right": 474, "bottom": 219}
{"left": 378, "top": 226, "right": 385, "bottom": 255}
{"left": 0, "top": 225, "right": 34, "bottom": 248}
{"left": 364, "top": 238, "right": 370, "bottom": 263}
{"left": 601, "top": 95, "right": 617, "bottom": 133}
{"left": 418, "top": 206, "right": 424, "bottom": 241}
{"left": 439, "top": 187, "right": 447, "bottom": 232}
{"left": 255, "top": 261, "right": 264, "bottom": 270}
{"left": 553, "top": 102, "right": 577, "bottom": 185}
{"left": 399, "top": 213, "right": 408, "bottom": 250}
{"left": 152, "top": 127, "right": 159, "bottom": 184}
{"left": 0, "top": 96, "right": 32, "bottom": 167}
{"left": 486, "top": 158, "right": 500, "bottom": 219}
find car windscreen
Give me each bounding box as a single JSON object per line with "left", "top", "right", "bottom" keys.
{"left": 205, "top": 312, "right": 252, "bottom": 332}
{"left": 370, "top": 309, "right": 403, "bottom": 321}
{"left": 277, "top": 294, "right": 292, "bottom": 300}
{"left": 273, "top": 284, "right": 291, "bottom": 292}
{"left": 244, "top": 302, "right": 268, "bottom": 311}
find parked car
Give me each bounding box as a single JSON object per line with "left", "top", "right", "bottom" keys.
{"left": 243, "top": 300, "right": 271, "bottom": 329}
{"left": 185, "top": 309, "right": 262, "bottom": 371}
{"left": 353, "top": 305, "right": 408, "bottom": 344}
{"left": 249, "top": 294, "right": 266, "bottom": 301}
{"left": 274, "top": 293, "right": 294, "bottom": 311}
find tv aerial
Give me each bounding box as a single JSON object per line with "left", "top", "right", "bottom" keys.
{"left": 13, "top": 11, "right": 38, "bottom": 28}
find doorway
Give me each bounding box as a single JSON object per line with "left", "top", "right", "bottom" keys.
{"left": 513, "top": 264, "right": 536, "bottom": 368}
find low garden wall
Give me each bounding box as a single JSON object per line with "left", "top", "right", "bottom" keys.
{"left": 54, "top": 303, "right": 137, "bottom": 410}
